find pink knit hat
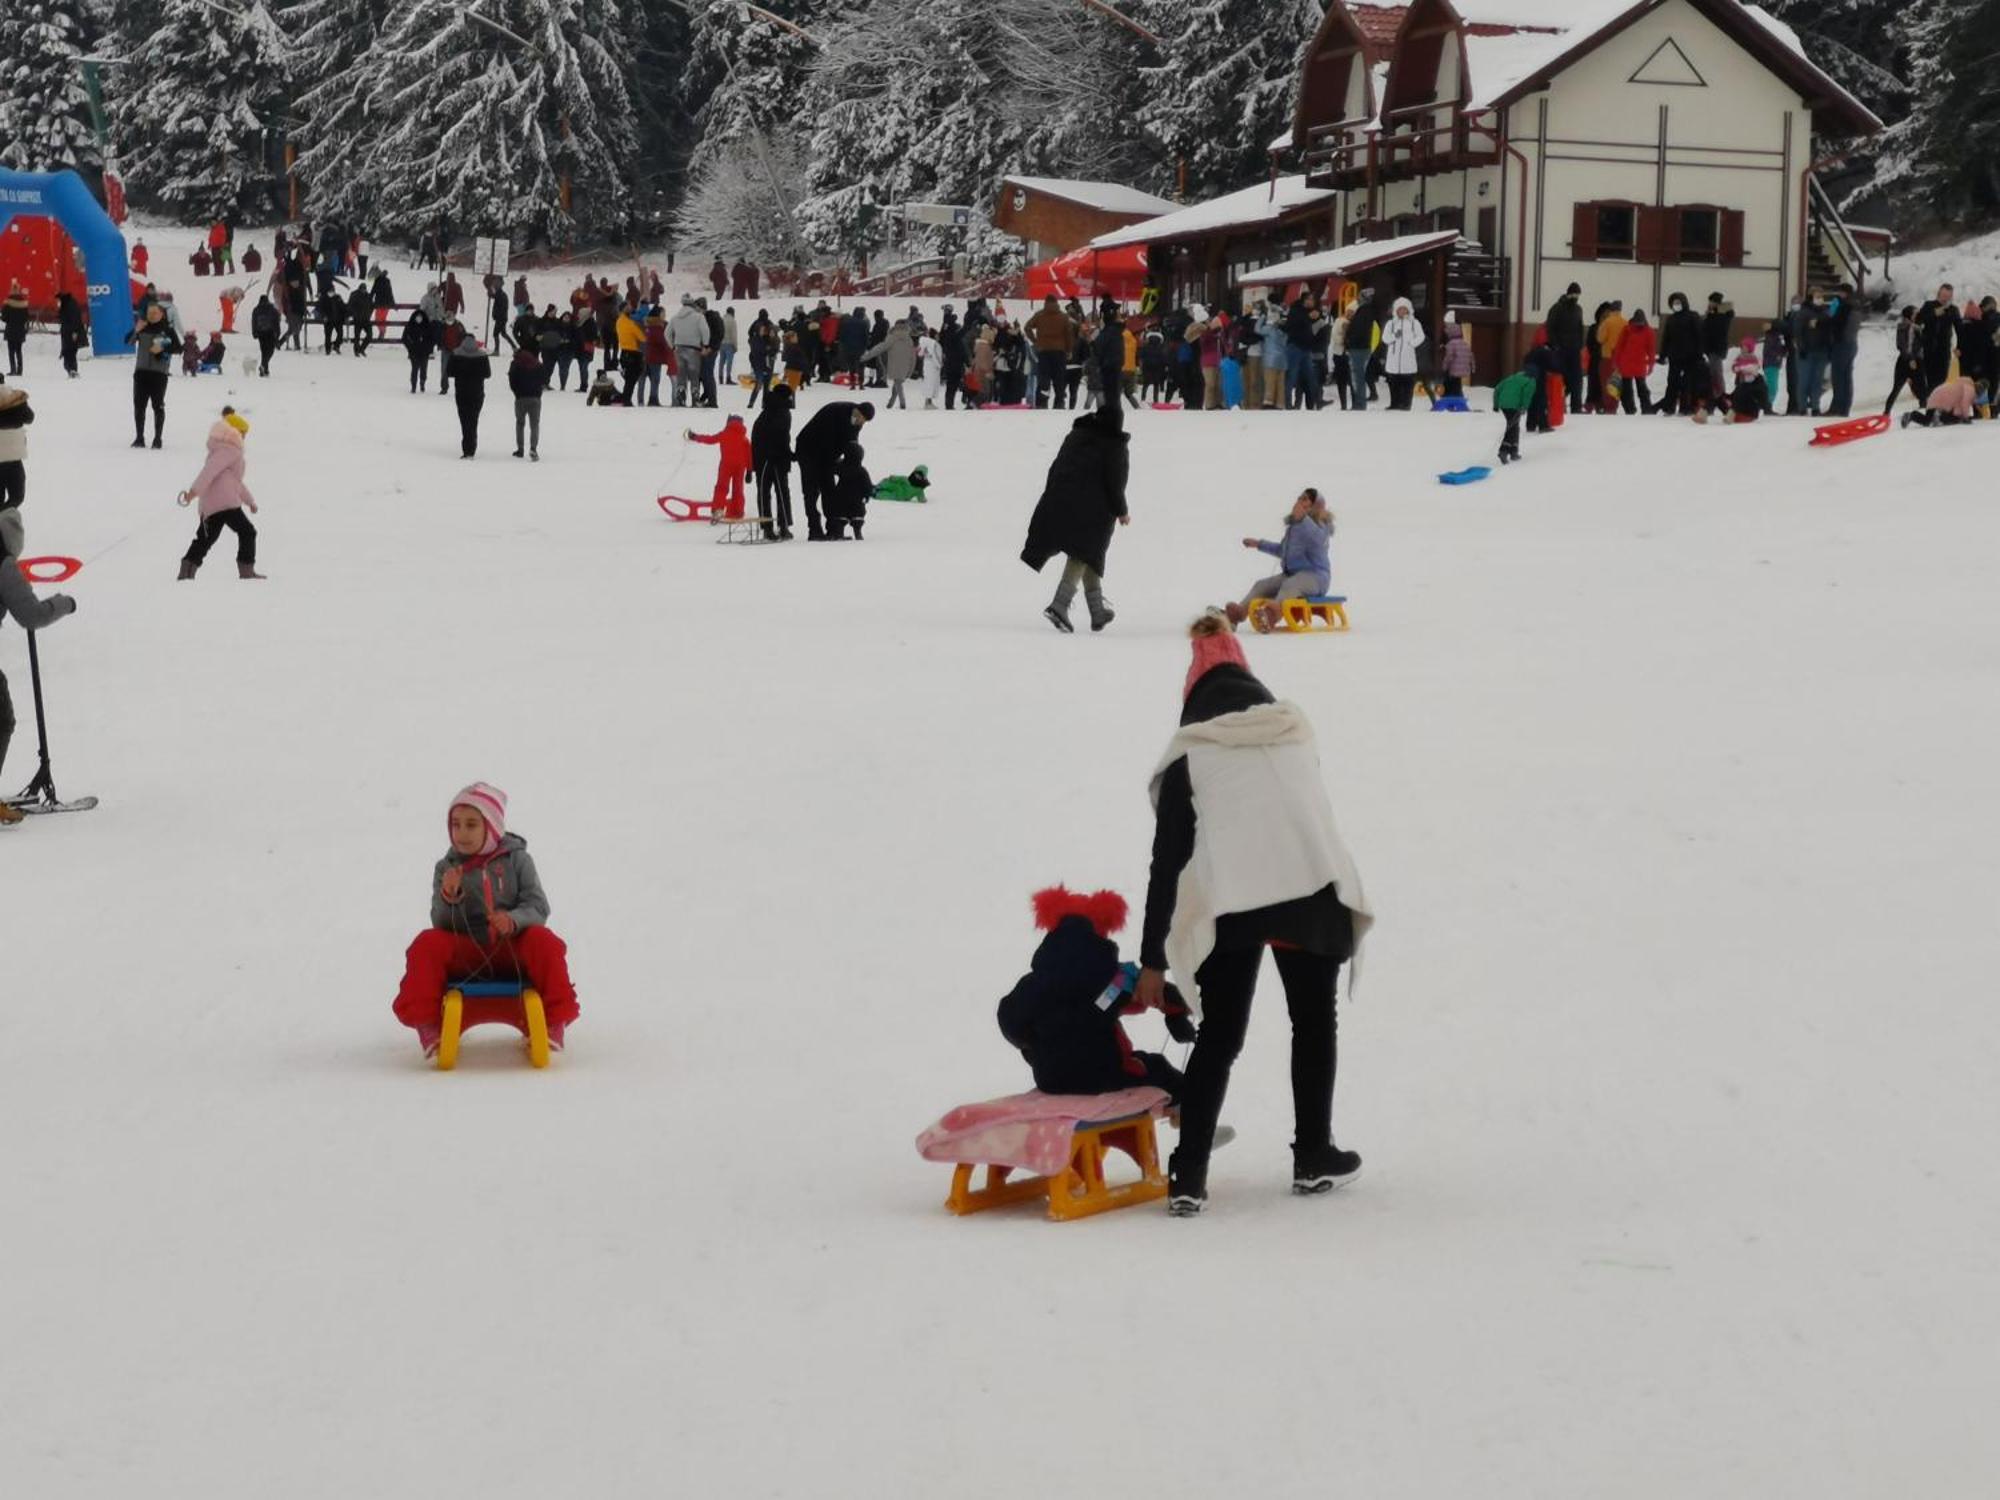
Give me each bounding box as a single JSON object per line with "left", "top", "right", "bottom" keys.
{"left": 1184, "top": 619, "right": 1250, "bottom": 700}
{"left": 449, "top": 782, "right": 507, "bottom": 855}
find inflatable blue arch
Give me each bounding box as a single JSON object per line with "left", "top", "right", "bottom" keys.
{"left": 0, "top": 167, "right": 134, "bottom": 356}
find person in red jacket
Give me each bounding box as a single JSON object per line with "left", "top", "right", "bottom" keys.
{"left": 1614, "top": 308, "right": 1659, "bottom": 415}
{"left": 131, "top": 238, "right": 150, "bottom": 276}
{"left": 685, "top": 415, "right": 752, "bottom": 518}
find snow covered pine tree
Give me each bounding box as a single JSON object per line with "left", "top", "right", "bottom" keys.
{"left": 0, "top": 0, "right": 102, "bottom": 174}
{"left": 113, "top": 0, "right": 292, "bottom": 220}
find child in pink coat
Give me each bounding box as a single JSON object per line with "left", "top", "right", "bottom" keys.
{"left": 177, "top": 407, "right": 265, "bottom": 579}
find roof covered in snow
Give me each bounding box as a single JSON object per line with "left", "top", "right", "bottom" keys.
{"left": 1000, "top": 177, "right": 1181, "bottom": 218}
{"left": 1238, "top": 230, "right": 1462, "bottom": 286}
{"left": 1087, "top": 176, "right": 1339, "bottom": 252}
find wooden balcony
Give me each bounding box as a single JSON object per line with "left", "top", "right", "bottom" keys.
{"left": 1302, "top": 114, "right": 1501, "bottom": 190}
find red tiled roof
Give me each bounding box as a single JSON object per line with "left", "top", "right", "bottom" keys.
{"left": 1349, "top": 4, "right": 1405, "bottom": 59}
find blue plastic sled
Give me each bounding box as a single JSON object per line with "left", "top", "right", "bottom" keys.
{"left": 1438, "top": 466, "right": 1492, "bottom": 485}
{"left": 1431, "top": 396, "right": 1470, "bottom": 412}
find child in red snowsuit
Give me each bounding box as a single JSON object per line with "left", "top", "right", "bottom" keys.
{"left": 391, "top": 783, "right": 580, "bottom": 1057}
{"left": 687, "top": 415, "right": 752, "bottom": 519}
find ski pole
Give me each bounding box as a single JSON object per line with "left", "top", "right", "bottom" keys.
{"left": 17, "top": 630, "right": 58, "bottom": 805}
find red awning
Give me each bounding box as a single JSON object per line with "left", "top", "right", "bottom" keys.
{"left": 1023, "top": 244, "right": 1150, "bottom": 304}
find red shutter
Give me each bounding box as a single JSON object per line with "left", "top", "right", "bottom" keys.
{"left": 1572, "top": 201, "right": 1599, "bottom": 260}
{"left": 1635, "top": 207, "right": 1668, "bottom": 264}
{"left": 1719, "top": 209, "right": 1746, "bottom": 267}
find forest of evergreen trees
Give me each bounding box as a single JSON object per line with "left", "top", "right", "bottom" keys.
{"left": 0, "top": 0, "right": 1992, "bottom": 262}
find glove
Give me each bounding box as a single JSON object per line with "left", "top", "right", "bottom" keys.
{"left": 51, "top": 594, "right": 78, "bottom": 618}
{"left": 1164, "top": 1010, "right": 1197, "bottom": 1044}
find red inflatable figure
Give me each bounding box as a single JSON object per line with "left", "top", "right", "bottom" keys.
{"left": 688, "top": 416, "right": 753, "bottom": 520}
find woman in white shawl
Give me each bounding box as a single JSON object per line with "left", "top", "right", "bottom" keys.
{"left": 1136, "top": 613, "right": 1374, "bottom": 1216}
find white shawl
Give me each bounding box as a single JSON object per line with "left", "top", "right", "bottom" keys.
{"left": 1148, "top": 701, "right": 1373, "bottom": 1013}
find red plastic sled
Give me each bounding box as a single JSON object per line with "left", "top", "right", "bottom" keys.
{"left": 16, "top": 556, "right": 81, "bottom": 583}
{"left": 1809, "top": 413, "right": 1890, "bottom": 447}
{"left": 1547, "top": 375, "right": 1566, "bottom": 428}
{"left": 659, "top": 494, "right": 719, "bottom": 521}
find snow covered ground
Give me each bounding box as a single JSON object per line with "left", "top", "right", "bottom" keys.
{"left": 5, "top": 224, "right": 2000, "bottom": 1497}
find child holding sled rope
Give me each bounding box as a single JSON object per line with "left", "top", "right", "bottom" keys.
{"left": 392, "top": 783, "right": 580, "bottom": 1057}
{"left": 176, "top": 407, "right": 265, "bottom": 580}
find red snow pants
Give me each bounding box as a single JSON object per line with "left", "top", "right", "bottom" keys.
{"left": 393, "top": 927, "right": 580, "bottom": 1031}
{"left": 710, "top": 470, "right": 747, "bottom": 519}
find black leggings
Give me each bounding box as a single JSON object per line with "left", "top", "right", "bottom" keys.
{"left": 184, "top": 508, "right": 257, "bottom": 567}
{"left": 0, "top": 461, "right": 23, "bottom": 509}
{"left": 1175, "top": 944, "right": 1341, "bottom": 1185}
{"left": 133, "top": 371, "right": 167, "bottom": 440}
{"left": 756, "top": 460, "right": 793, "bottom": 531}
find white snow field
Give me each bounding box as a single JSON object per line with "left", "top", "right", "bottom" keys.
{"left": 6, "top": 239, "right": 2000, "bottom": 1498}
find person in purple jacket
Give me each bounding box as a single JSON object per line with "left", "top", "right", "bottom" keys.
{"left": 1222, "top": 488, "right": 1333, "bottom": 632}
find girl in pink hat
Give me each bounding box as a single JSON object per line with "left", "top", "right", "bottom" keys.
{"left": 391, "top": 782, "right": 579, "bottom": 1056}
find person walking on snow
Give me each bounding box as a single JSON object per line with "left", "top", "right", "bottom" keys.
{"left": 391, "top": 783, "right": 580, "bottom": 1057}
{"left": 448, "top": 337, "right": 492, "bottom": 458}
{"left": 125, "top": 303, "right": 176, "bottom": 449}
{"left": 509, "top": 346, "right": 548, "bottom": 460}
{"left": 1, "top": 284, "right": 29, "bottom": 376}
{"left": 686, "top": 415, "right": 752, "bottom": 520}
{"left": 1139, "top": 614, "right": 1373, "bottom": 1216}
{"left": 1021, "top": 404, "right": 1129, "bottom": 634}
{"left": 176, "top": 407, "right": 265, "bottom": 581}
{"left": 1381, "top": 298, "right": 1426, "bottom": 410}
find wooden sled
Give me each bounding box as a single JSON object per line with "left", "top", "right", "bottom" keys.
{"left": 437, "top": 980, "right": 550, "bottom": 1071}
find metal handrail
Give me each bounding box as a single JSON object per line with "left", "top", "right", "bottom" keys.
{"left": 1807, "top": 174, "right": 1870, "bottom": 284}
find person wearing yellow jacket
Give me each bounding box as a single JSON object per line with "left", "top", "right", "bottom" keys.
{"left": 614, "top": 306, "right": 645, "bottom": 406}
{"left": 1595, "top": 301, "right": 1628, "bottom": 411}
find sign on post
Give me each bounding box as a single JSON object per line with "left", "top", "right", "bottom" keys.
{"left": 474, "top": 237, "right": 511, "bottom": 279}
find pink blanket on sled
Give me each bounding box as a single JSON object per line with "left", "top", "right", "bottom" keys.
{"left": 915, "top": 1087, "right": 1171, "bottom": 1178}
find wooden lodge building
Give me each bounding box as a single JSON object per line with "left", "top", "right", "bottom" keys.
{"left": 1086, "top": 0, "right": 1880, "bottom": 375}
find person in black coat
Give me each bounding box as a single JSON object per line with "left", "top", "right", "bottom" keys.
{"left": 750, "top": 382, "right": 794, "bottom": 540}
{"left": 1544, "top": 282, "right": 1585, "bottom": 412}
{"left": 1524, "top": 335, "right": 1561, "bottom": 433}
{"left": 345, "top": 282, "right": 373, "bottom": 355}
{"left": 1022, "top": 404, "right": 1129, "bottom": 634}
{"left": 401, "top": 308, "right": 437, "bottom": 393}
{"left": 939, "top": 309, "right": 967, "bottom": 409}
{"left": 824, "top": 442, "right": 872, "bottom": 540}
{"left": 446, "top": 338, "right": 492, "bottom": 458}
{"left": 1914, "top": 284, "right": 1961, "bottom": 392}
{"left": 745, "top": 311, "right": 777, "bottom": 409}
{"left": 1657, "top": 292, "right": 1703, "bottom": 415}
{"left": 793, "top": 399, "right": 873, "bottom": 541}
{"left": 56, "top": 292, "right": 87, "bottom": 378}
{"left": 997, "top": 887, "right": 1193, "bottom": 1097}
{"left": 250, "top": 295, "right": 281, "bottom": 377}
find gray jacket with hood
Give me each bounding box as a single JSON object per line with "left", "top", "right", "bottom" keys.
{"left": 430, "top": 833, "right": 551, "bottom": 943}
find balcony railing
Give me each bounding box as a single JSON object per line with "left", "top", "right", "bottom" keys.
{"left": 1302, "top": 112, "right": 1501, "bottom": 188}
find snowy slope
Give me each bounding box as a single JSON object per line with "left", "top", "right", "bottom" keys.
{"left": 4, "top": 224, "right": 2000, "bottom": 1498}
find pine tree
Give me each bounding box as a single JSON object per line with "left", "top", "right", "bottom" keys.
{"left": 1863, "top": 0, "right": 2000, "bottom": 226}
{"left": 113, "top": 0, "right": 291, "bottom": 220}
{"left": 1132, "top": 0, "right": 1323, "bottom": 198}
{"left": 796, "top": 0, "right": 1154, "bottom": 266}
{"left": 1764, "top": 0, "right": 1912, "bottom": 131}
{"left": 315, "top": 0, "right": 640, "bottom": 247}
{"left": 281, "top": 0, "right": 394, "bottom": 206}
{"left": 0, "top": 0, "right": 102, "bottom": 174}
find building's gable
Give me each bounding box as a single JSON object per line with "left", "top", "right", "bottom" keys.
{"left": 1628, "top": 37, "right": 1707, "bottom": 88}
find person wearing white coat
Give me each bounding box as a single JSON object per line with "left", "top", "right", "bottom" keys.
{"left": 1135, "top": 614, "right": 1374, "bottom": 1215}
{"left": 916, "top": 331, "right": 943, "bottom": 409}
{"left": 1381, "top": 296, "right": 1427, "bottom": 410}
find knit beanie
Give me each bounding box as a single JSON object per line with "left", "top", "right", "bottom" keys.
{"left": 1184, "top": 614, "right": 1250, "bottom": 700}
{"left": 222, "top": 408, "right": 249, "bottom": 436}
{"left": 449, "top": 781, "right": 507, "bottom": 855}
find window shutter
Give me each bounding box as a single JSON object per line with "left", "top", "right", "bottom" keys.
{"left": 1635, "top": 206, "right": 1668, "bottom": 264}
{"left": 1572, "top": 201, "right": 1599, "bottom": 260}
{"left": 1719, "top": 209, "right": 1746, "bottom": 267}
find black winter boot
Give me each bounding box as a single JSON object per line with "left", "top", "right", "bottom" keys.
{"left": 1167, "top": 1153, "right": 1207, "bottom": 1217}
{"left": 1292, "top": 1143, "right": 1362, "bottom": 1195}
{"left": 177, "top": 558, "right": 198, "bottom": 581}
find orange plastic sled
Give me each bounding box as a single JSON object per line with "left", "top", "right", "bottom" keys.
{"left": 1809, "top": 413, "right": 1891, "bottom": 447}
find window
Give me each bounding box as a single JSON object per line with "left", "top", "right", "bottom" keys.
{"left": 1678, "top": 208, "right": 1719, "bottom": 265}
{"left": 1595, "top": 204, "right": 1637, "bottom": 260}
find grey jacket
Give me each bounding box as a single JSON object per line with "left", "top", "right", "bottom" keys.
{"left": 1, "top": 515, "right": 77, "bottom": 635}
{"left": 865, "top": 323, "right": 916, "bottom": 382}
{"left": 430, "top": 833, "right": 550, "bottom": 943}
{"left": 129, "top": 313, "right": 179, "bottom": 375}
{"left": 667, "top": 305, "right": 709, "bottom": 350}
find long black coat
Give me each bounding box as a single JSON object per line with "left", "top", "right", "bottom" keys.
{"left": 795, "top": 401, "right": 863, "bottom": 467}
{"left": 1021, "top": 407, "right": 1130, "bottom": 578}
{"left": 752, "top": 385, "right": 793, "bottom": 468}
{"left": 1660, "top": 305, "right": 1702, "bottom": 362}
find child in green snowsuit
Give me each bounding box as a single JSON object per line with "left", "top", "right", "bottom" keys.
{"left": 1493, "top": 370, "right": 1537, "bottom": 464}
{"left": 873, "top": 464, "right": 931, "bottom": 503}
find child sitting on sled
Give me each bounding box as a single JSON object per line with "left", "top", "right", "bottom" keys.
{"left": 686, "top": 414, "right": 752, "bottom": 520}
{"left": 872, "top": 463, "right": 930, "bottom": 503}
{"left": 1222, "top": 488, "right": 1332, "bottom": 632}
{"left": 997, "top": 886, "right": 1195, "bottom": 1098}
{"left": 392, "top": 783, "right": 580, "bottom": 1057}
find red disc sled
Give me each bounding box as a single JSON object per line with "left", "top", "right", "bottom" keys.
{"left": 17, "top": 556, "right": 81, "bottom": 583}
{"left": 658, "top": 495, "right": 717, "bottom": 522}
{"left": 1809, "top": 413, "right": 1891, "bottom": 447}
